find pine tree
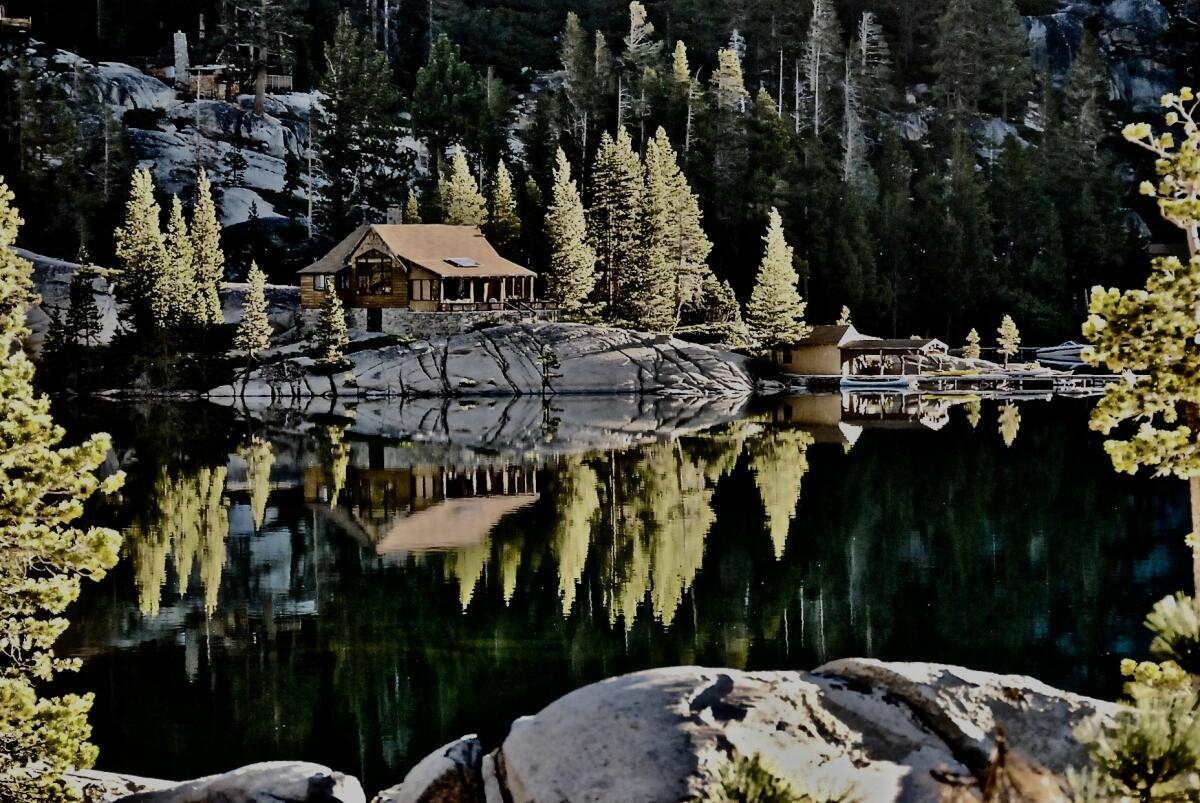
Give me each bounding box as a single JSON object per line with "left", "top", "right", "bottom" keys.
{"left": 222, "top": 147, "right": 248, "bottom": 186}
{"left": 655, "top": 129, "right": 712, "bottom": 320}
{"left": 964, "top": 327, "right": 981, "bottom": 359}
{"left": 622, "top": 1, "right": 662, "bottom": 143}
{"left": 441, "top": 149, "right": 487, "bottom": 226}
{"left": 317, "top": 12, "right": 403, "bottom": 234}
{"left": 486, "top": 161, "right": 521, "bottom": 253}
{"left": 747, "top": 208, "right": 810, "bottom": 346}
{"left": 933, "top": 0, "right": 985, "bottom": 119}
{"left": 0, "top": 178, "right": 122, "bottom": 803}
{"left": 412, "top": 33, "right": 480, "bottom": 168}
{"left": 997, "top": 314, "right": 1020, "bottom": 364}
{"left": 235, "top": 261, "right": 272, "bottom": 366}
{"left": 163, "top": 194, "right": 198, "bottom": 328}
{"left": 837, "top": 305, "right": 852, "bottom": 326}
{"left": 191, "top": 168, "right": 225, "bottom": 327}
{"left": 853, "top": 11, "right": 896, "bottom": 134}
{"left": 114, "top": 168, "right": 169, "bottom": 334}
{"left": 589, "top": 129, "right": 643, "bottom": 316}
{"left": 66, "top": 255, "right": 102, "bottom": 348}
{"left": 405, "top": 191, "right": 423, "bottom": 224}
{"left": 980, "top": 0, "right": 1033, "bottom": 121}
{"left": 561, "top": 12, "right": 597, "bottom": 154}
{"left": 314, "top": 285, "right": 348, "bottom": 369}
{"left": 544, "top": 148, "right": 596, "bottom": 316}
{"left": 801, "top": 0, "right": 845, "bottom": 135}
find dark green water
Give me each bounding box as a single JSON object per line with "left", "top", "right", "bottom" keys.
{"left": 55, "top": 394, "right": 1190, "bottom": 790}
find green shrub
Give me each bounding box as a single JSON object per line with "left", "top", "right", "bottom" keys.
{"left": 703, "top": 752, "right": 854, "bottom": 803}
{"left": 1073, "top": 660, "right": 1200, "bottom": 801}
{"left": 1146, "top": 593, "right": 1200, "bottom": 675}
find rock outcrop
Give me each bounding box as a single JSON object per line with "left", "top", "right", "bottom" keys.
{"left": 209, "top": 323, "right": 756, "bottom": 399}
{"left": 84, "top": 761, "right": 366, "bottom": 803}
{"left": 389, "top": 662, "right": 1112, "bottom": 803}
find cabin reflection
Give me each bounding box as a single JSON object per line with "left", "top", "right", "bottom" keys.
{"left": 770, "top": 392, "right": 977, "bottom": 442}
{"left": 305, "top": 446, "right": 539, "bottom": 556}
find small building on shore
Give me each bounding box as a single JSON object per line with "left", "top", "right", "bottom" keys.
{"left": 298, "top": 224, "right": 552, "bottom": 333}
{"left": 774, "top": 324, "right": 948, "bottom": 376}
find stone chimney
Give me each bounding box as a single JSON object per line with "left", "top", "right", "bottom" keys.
{"left": 173, "top": 31, "right": 190, "bottom": 88}
{"left": 386, "top": 205, "right": 403, "bottom": 224}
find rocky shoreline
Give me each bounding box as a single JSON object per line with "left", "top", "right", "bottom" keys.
{"left": 209, "top": 322, "right": 757, "bottom": 399}
{"left": 75, "top": 660, "right": 1110, "bottom": 803}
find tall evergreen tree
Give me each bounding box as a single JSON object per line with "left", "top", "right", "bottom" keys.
{"left": 235, "top": 261, "right": 272, "bottom": 365}
{"left": 191, "top": 168, "right": 225, "bottom": 328}
{"left": 649, "top": 129, "right": 712, "bottom": 323}
{"left": 486, "top": 161, "right": 521, "bottom": 254}
{"left": 314, "top": 285, "right": 348, "bottom": 368}
{"left": 163, "top": 194, "right": 197, "bottom": 329}
{"left": 747, "top": 207, "right": 809, "bottom": 345}
{"left": 801, "top": 0, "right": 845, "bottom": 135}
{"left": 589, "top": 129, "right": 643, "bottom": 315}
{"left": 980, "top": 0, "right": 1033, "bottom": 121}
{"left": 441, "top": 149, "right": 487, "bottom": 226}
{"left": 933, "top": 0, "right": 985, "bottom": 120}
{"left": 412, "top": 34, "right": 480, "bottom": 169}
{"left": 0, "top": 178, "right": 122, "bottom": 803}
{"left": 113, "top": 168, "right": 168, "bottom": 334}
{"left": 544, "top": 149, "right": 597, "bottom": 317}
{"left": 316, "top": 12, "right": 403, "bottom": 235}
{"left": 621, "top": 1, "right": 663, "bottom": 144}
{"left": 66, "top": 251, "right": 103, "bottom": 348}
{"left": 561, "top": 12, "right": 598, "bottom": 156}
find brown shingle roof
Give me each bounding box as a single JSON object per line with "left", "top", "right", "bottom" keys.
{"left": 796, "top": 324, "right": 879, "bottom": 347}
{"left": 296, "top": 225, "right": 370, "bottom": 274}
{"left": 296, "top": 224, "right": 537, "bottom": 278}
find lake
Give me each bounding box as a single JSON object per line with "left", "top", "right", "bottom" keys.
{"left": 54, "top": 393, "right": 1190, "bottom": 791}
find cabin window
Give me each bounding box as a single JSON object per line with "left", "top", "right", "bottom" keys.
{"left": 410, "top": 279, "right": 434, "bottom": 301}
{"left": 337, "top": 272, "right": 350, "bottom": 290}
{"left": 355, "top": 250, "right": 392, "bottom": 295}
{"left": 313, "top": 274, "right": 327, "bottom": 291}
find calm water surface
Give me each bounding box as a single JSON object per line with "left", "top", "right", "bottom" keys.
{"left": 55, "top": 394, "right": 1190, "bottom": 790}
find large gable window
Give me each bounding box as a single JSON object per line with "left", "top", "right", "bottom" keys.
{"left": 355, "top": 249, "right": 393, "bottom": 295}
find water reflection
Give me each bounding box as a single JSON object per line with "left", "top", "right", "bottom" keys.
{"left": 57, "top": 393, "right": 1189, "bottom": 789}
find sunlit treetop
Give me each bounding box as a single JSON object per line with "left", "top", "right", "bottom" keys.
{"left": 1126, "top": 87, "right": 1199, "bottom": 255}
{"left": 1085, "top": 89, "right": 1200, "bottom": 478}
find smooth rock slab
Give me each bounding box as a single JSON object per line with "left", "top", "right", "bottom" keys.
{"left": 491, "top": 664, "right": 1110, "bottom": 803}
{"left": 116, "top": 761, "right": 366, "bottom": 802}
{"left": 373, "top": 736, "right": 483, "bottom": 803}
{"left": 500, "top": 666, "right": 966, "bottom": 803}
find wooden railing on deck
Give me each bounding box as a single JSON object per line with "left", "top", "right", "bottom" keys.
{"left": 0, "top": 6, "right": 33, "bottom": 29}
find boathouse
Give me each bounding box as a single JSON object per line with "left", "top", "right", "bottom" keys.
{"left": 297, "top": 224, "right": 549, "bottom": 333}
{"left": 775, "top": 325, "right": 948, "bottom": 376}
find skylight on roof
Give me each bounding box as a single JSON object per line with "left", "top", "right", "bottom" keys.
{"left": 445, "top": 257, "right": 480, "bottom": 267}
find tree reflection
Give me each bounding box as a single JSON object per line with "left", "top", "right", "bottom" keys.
{"left": 749, "top": 429, "right": 814, "bottom": 559}
{"left": 998, "top": 402, "right": 1021, "bottom": 448}
{"left": 129, "top": 465, "right": 230, "bottom": 615}
{"left": 238, "top": 436, "right": 275, "bottom": 532}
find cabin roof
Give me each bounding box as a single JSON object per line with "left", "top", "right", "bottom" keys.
{"left": 297, "top": 224, "right": 536, "bottom": 278}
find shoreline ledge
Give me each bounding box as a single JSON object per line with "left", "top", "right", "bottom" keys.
{"left": 74, "top": 659, "right": 1112, "bottom": 803}
{"left": 207, "top": 322, "right": 758, "bottom": 399}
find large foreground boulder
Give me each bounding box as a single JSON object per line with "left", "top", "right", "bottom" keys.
{"left": 396, "top": 662, "right": 1113, "bottom": 803}
{"left": 111, "top": 761, "right": 365, "bottom": 802}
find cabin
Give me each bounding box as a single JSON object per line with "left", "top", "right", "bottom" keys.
{"left": 774, "top": 324, "right": 948, "bottom": 376}
{"left": 297, "top": 224, "right": 547, "bottom": 332}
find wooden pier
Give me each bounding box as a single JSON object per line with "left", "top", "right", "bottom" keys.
{"left": 913, "top": 372, "right": 1125, "bottom": 396}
